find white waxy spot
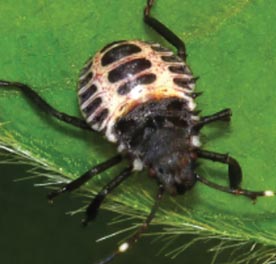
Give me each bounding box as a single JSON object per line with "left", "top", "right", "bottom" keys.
{"left": 264, "top": 190, "right": 274, "bottom": 197}
{"left": 188, "top": 82, "right": 195, "bottom": 90}
{"left": 130, "top": 85, "right": 143, "bottom": 100}
{"left": 117, "top": 143, "right": 125, "bottom": 152}
{"left": 191, "top": 135, "right": 201, "bottom": 147}
{"left": 105, "top": 121, "right": 118, "bottom": 143}
{"left": 118, "top": 242, "right": 129, "bottom": 253}
{"left": 191, "top": 115, "right": 200, "bottom": 121}
{"left": 133, "top": 158, "right": 143, "bottom": 171}
{"left": 188, "top": 100, "right": 196, "bottom": 111}
{"left": 106, "top": 132, "right": 117, "bottom": 143}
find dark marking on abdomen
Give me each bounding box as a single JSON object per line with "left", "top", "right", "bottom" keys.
{"left": 90, "top": 108, "right": 109, "bottom": 126}
{"left": 174, "top": 77, "right": 193, "bottom": 88}
{"left": 79, "top": 72, "right": 93, "bottom": 88}
{"left": 82, "top": 97, "right": 102, "bottom": 116}
{"left": 79, "top": 84, "right": 97, "bottom": 104}
{"left": 108, "top": 58, "right": 151, "bottom": 83}
{"left": 117, "top": 73, "right": 156, "bottom": 95}
{"left": 169, "top": 65, "right": 190, "bottom": 74}
{"left": 101, "top": 44, "right": 142, "bottom": 66}
{"left": 161, "top": 55, "right": 182, "bottom": 63}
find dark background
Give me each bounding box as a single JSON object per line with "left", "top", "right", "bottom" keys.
{"left": 0, "top": 162, "right": 218, "bottom": 264}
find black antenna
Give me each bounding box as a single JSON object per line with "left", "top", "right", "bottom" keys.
{"left": 95, "top": 185, "right": 164, "bottom": 264}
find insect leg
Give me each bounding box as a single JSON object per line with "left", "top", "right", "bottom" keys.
{"left": 0, "top": 80, "right": 91, "bottom": 130}
{"left": 197, "top": 150, "right": 275, "bottom": 200}
{"left": 47, "top": 155, "right": 122, "bottom": 201}
{"left": 193, "top": 108, "right": 232, "bottom": 130}
{"left": 83, "top": 165, "right": 133, "bottom": 226}
{"left": 95, "top": 185, "right": 164, "bottom": 264}
{"left": 196, "top": 174, "right": 274, "bottom": 201}
{"left": 144, "top": 0, "right": 187, "bottom": 60}
{"left": 197, "top": 149, "right": 241, "bottom": 189}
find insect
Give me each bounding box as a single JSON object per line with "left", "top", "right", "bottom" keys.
{"left": 0, "top": 0, "right": 274, "bottom": 263}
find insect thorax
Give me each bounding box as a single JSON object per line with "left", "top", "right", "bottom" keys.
{"left": 114, "top": 97, "right": 200, "bottom": 170}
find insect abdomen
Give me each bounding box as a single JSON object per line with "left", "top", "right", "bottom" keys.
{"left": 78, "top": 40, "right": 197, "bottom": 142}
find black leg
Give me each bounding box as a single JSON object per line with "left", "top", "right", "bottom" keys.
{"left": 0, "top": 80, "right": 91, "bottom": 130}
{"left": 82, "top": 166, "right": 133, "bottom": 226}
{"left": 196, "top": 174, "right": 274, "bottom": 201}
{"left": 47, "top": 155, "right": 122, "bottom": 201}
{"left": 197, "top": 149, "right": 241, "bottom": 189}
{"left": 193, "top": 108, "right": 232, "bottom": 130}
{"left": 95, "top": 184, "right": 164, "bottom": 264}
{"left": 144, "top": 0, "right": 187, "bottom": 60}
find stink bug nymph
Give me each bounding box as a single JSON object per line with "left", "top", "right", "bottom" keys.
{"left": 0, "top": 1, "right": 274, "bottom": 263}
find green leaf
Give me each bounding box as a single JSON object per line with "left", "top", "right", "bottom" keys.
{"left": 1, "top": 0, "right": 276, "bottom": 263}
